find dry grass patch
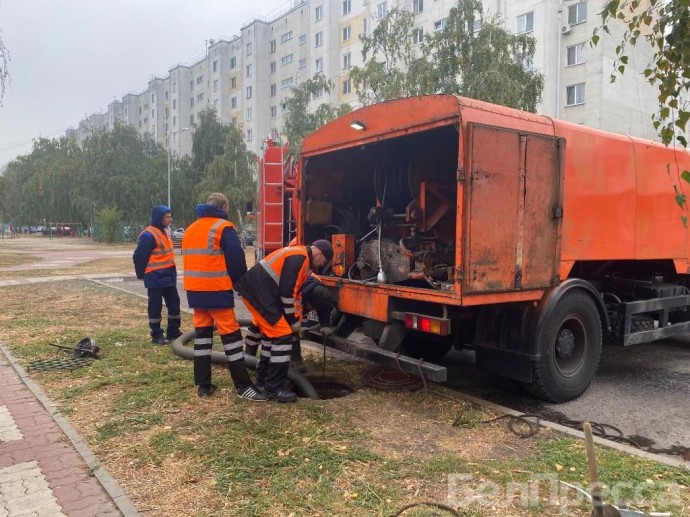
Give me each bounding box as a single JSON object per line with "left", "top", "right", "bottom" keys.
{"left": 0, "top": 251, "right": 40, "bottom": 267}
{"left": 0, "top": 256, "right": 135, "bottom": 280}
{"left": 0, "top": 280, "right": 686, "bottom": 517}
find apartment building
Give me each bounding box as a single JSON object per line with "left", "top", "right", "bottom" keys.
{"left": 68, "top": 0, "right": 659, "bottom": 157}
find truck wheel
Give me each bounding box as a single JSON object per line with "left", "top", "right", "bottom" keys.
{"left": 522, "top": 289, "right": 602, "bottom": 402}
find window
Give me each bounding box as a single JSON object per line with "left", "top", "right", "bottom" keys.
{"left": 567, "top": 42, "right": 585, "bottom": 66}
{"left": 152, "top": 124, "right": 156, "bottom": 133}
{"left": 343, "top": 0, "right": 351, "bottom": 15}
{"left": 246, "top": 107, "right": 252, "bottom": 120}
{"left": 231, "top": 77, "right": 237, "bottom": 89}
{"left": 197, "top": 92, "right": 204, "bottom": 102}
{"left": 281, "top": 31, "right": 293, "bottom": 43}
{"left": 413, "top": 0, "right": 423, "bottom": 15}
{"left": 190, "top": 98, "right": 195, "bottom": 108}
{"left": 281, "top": 77, "right": 294, "bottom": 88}
{"left": 247, "top": 129, "right": 253, "bottom": 141}
{"left": 376, "top": 2, "right": 387, "bottom": 20}
{"left": 213, "top": 79, "right": 218, "bottom": 92}
{"left": 151, "top": 109, "right": 155, "bottom": 117}
{"left": 246, "top": 42, "right": 252, "bottom": 55}
{"left": 172, "top": 82, "right": 177, "bottom": 93}
{"left": 165, "top": 91, "right": 169, "bottom": 100}
{"left": 434, "top": 18, "right": 447, "bottom": 31}
{"left": 173, "top": 99, "right": 177, "bottom": 109}
{"left": 343, "top": 25, "right": 351, "bottom": 41}
{"left": 281, "top": 101, "right": 289, "bottom": 111}
{"left": 473, "top": 19, "right": 482, "bottom": 33}
{"left": 281, "top": 54, "right": 294, "bottom": 65}
{"left": 271, "top": 106, "right": 277, "bottom": 118}
{"left": 232, "top": 117, "right": 237, "bottom": 126}
{"left": 246, "top": 64, "right": 253, "bottom": 77}
{"left": 315, "top": 57, "right": 323, "bottom": 73}
{"left": 270, "top": 84, "right": 277, "bottom": 97}
{"left": 139, "top": 106, "right": 142, "bottom": 114}
{"left": 412, "top": 28, "right": 424, "bottom": 45}
{"left": 299, "top": 34, "right": 306, "bottom": 45}
{"left": 151, "top": 93, "right": 155, "bottom": 102}
{"left": 165, "top": 122, "right": 169, "bottom": 132}
{"left": 144, "top": 117, "right": 148, "bottom": 124}
{"left": 190, "top": 80, "right": 194, "bottom": 90}
{"left": 343, "top": 78, "right": 351, "bottom": 94}
{"left": 270, "top": 39, "right": 276, "bottom": 53}
{"left": 196, "top": 75, "right": 204, "bottom": 84}
{"left": 246, "top": 86, "right": 252, "bottom": 99}
{"left": 315, "top": 31, "right": 323, "bottom": 47}
{"left": 213, "top": 60, "right": 218, "bottom": 72}
{"left": 343, "top": 52, "right": 351, "bottom": 69}
{"left": 230, "top": 57, "right": 236, "bottom": 69}
{"left": 231, "top": 96, "right": 237, "bottom": 109}
{"left": 214, "top": 99, "right": 218, "bottom": 109}
{"left": 190, "top": 114, "right": 194, "bottom": 125}
{"left": 566, "top": 82, "right": 585, "bottom": 106}
{"left": 314, "top": 87, "right": 324, "bottom": 98}
{"left": 299, "top": 58, "right": 307, "bottom": 68}
{"left": 517, "top": 12, "right": 534, "bottom": 34}
{"left": 270, "top": 62, "right": 276, "bottom": 74}
{"left": 315, "top": 5, "right": 323, "bottom": 21}
{"left": 568, "top": 2, "right": 587, "bottom": 25}
{"left": 522, "top": 54, "right": 533, "bottom": 71}
{"left": 173, "top": 115, "right": 177, "bottom": 127}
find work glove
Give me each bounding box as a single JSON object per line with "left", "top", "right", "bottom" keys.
{"left": 290, "top": 321, "right": 302, "bottom": 337}
{"left": 320, "top": 326, "right": 335, "bottom": 337}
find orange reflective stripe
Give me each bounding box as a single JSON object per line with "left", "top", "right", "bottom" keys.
{"left": 144, "top": 226, "right": 175, "bottom": 274}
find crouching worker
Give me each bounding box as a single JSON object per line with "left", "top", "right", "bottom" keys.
{"left": 133, "top": 204, "right": 182, "bottom": 345}
{"left": 236, "top": 240, "right": 333, "bottom": 402}
{"left": 182, "top": 193, "right": 267, "bottom": 401}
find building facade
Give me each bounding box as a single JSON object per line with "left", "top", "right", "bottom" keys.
{"left": 68, "top": 0, "right": 659, "bottom": 157}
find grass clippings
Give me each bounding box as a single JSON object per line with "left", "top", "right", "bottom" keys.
{"left": 0, "top": 281, "right": 687, "bottom": 517}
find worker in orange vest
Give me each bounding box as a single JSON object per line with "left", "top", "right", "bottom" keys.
{"left": 182, "top": 193, "right": 267, "bottom": 401}
{"left": 133, "top": 204, "right": 182, "bottom": 345}
{"left": 235, "top": 240, "right": 333, "bottom": 402}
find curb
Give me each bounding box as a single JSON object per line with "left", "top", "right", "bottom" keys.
{"left": 0, "top": 342, "right": 142, "bottom": 517}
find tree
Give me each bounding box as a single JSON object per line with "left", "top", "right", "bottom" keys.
{"left": 350, "top": 0, "right": 544, "bottom": 112}
{"left": 427, "top": 0, "right": 544, "bottom": 112}
{"left": 191, "top": 107, "right": 228, "bottom": 172}
{"left": 283, "top": 75, "right": 352, "bottom": 156}
{"left": 595, "top": 1, "right": 690, "bottom": 216}
{"left": 349, "top": 8, "right": 430, "bottom": 105}
{"left": 596, "top": 1, "right": 690, "bottom": 148}
{"left": 195, "top": 124, "right": 257, "bottom": 227}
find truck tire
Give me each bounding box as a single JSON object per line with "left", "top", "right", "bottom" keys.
{"left": 522, "top": 289, "right": 602, "bottom": 402}
{"left": 605, "top": 313, "right": 655, "bottom": 344}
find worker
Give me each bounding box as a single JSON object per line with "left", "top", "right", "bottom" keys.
{"left": 235, "top": 240, "right": 333, "bottom": 402}
{"left": 133, "top": 204, "right": 182, "bottom": 345}
{"left": 182, "top": 193, "right": 267, "bottom": 401}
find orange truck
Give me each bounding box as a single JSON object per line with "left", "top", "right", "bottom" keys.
{"left": 293, "top": 94, "right": 690, "bottom": 402}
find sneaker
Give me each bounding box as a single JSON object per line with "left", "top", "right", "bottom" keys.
{"left": 151, "top": 336, "right": 170, "bottom": 345}
{"left": 237, "top": 385, "right": 269, "bottom": 401}
{"left": 264, "top": 388, "right": 298, "bottom": 403}
{"left": 197, "top": 384, "right": 217, "bottom": 398}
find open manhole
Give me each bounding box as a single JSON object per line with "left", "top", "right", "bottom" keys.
{"left": 301, "top": 376, "right": 355, "bottom": 399}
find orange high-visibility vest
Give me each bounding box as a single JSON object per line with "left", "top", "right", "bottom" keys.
{"left": 143, "top": 226, "right": 175, "bottom": 274}
{"left": 182, "top": 218, "right": 235, "bottom": 292}
{"left": 260, "top": 246, "right": 310, "bottom": 316}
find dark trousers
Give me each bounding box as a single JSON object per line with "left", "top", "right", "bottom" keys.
{"left": 147, "top": 286, "right": 181, "bottom": 339}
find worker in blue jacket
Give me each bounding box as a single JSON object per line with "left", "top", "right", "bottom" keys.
{"left": 133, "top": 204, "right": 182, "bottom": 344}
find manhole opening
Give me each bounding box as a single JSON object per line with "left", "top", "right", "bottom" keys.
{"left": 301, "top": 376, "right": 355, "bottom": 399}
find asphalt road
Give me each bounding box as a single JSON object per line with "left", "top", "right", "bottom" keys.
{"left": 108, "top": 275, "right": 689, "bottom": 464}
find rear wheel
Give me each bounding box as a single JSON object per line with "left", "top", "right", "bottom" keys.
{"left": 522, "top": 289, "right": 602, "bottom": 402}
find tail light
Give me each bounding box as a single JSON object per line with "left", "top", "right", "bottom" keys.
{"left": 404, "top": 313, "right": 450, "bottom": 336}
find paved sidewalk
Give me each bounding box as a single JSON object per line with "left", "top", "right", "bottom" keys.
{"left": 0, "top": 344, "right": 140, "bottom": 517}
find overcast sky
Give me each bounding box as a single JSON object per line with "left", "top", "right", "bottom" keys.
{"left": 0, "top": 0, "right": 291, "bottom": 168}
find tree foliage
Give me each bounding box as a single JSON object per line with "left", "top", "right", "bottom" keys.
{"left": 195, "top": 123, "right": 257, "bottom": 227}
{"left": 349, "top": 0, "right": 544, "bottom": 112}
{"left": 596, "top": 1, "right": 690, "bottom": 148}
{"left": 283, "top": 75, "right": 352, "bottom": 157}
{"left": 191, "top": 107, "right": 228, "bottom": 172}
{"left": 596, "top": 1, "right": 690, "bottom": 217}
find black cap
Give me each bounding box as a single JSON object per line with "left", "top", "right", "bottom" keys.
{"left": 312, "top": 239, "right": 333, "bottom": 263}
